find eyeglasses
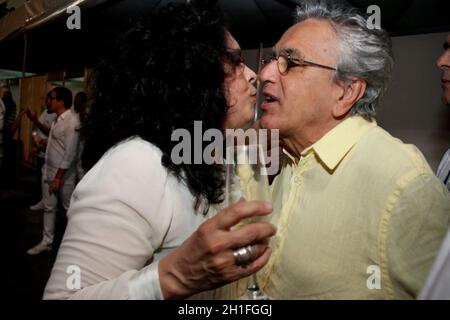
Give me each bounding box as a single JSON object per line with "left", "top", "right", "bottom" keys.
{"left": 225, "top": 48, "right": 245, "bottom": 76}
{"left": 261, "top": 51, "right": 337, "bottom": 75}
{"left": 48, "top": 96, "right": 58, "bottom": 100}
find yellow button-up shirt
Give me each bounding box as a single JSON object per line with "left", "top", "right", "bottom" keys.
{"left": 219, "top": 115, "right": 450, "bottom": 300}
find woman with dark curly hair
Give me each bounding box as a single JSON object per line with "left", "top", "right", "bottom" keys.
{"left": 44, "top": 1, "right": 275, "bottom": 299}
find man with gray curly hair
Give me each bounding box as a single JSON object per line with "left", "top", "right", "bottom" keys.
{"left": 233, "top": 0, "right": 450, "bottom": 299}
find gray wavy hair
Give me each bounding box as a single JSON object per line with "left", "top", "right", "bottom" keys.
{"left": 295, "top": 0, "right": 394, "bottom": 120}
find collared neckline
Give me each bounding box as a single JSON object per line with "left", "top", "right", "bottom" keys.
{"left": 56, "top": 108, "right": 71, "bottom": 122}
{"left": 283, "top": 115, "right": 378, "bottom": 171}
{"left": 294, "top": 116, "right": 377, "bottom": 172}
{"left": 283, "top": 115, "right": 377, "bottom": 171}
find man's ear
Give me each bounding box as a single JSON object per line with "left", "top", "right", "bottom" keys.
{"left": 332, "top": 78, "right": 367, "bottom": 118}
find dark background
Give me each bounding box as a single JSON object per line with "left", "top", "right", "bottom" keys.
{"left": 0, "top": 0, "right": 449, "bottom": 76}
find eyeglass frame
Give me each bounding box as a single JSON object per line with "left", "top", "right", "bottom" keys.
{"left": 261, "top": 49, "right": 337, "bottom": 75}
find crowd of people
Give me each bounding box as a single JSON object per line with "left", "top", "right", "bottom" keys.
{"left": 1, "top": 0, "right": 449, "bottom": 300}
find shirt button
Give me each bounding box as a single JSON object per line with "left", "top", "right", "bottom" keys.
{"left": 294, "top": 176, "right": 301, "bottom": 183}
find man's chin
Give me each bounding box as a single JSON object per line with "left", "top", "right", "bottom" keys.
{"left": 261, "top": 114, "right": 283, "bottom": 130}
{"left": 259, "top": 115, "right": 273, "bottom": 129}
{"left": 440, "top": 85, "right": 450, "bottom": 105}
{"left": 442, "top": 94, "right": 450, "bottom": 106}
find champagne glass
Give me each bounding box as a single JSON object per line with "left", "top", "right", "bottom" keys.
{"left": 224, "top": 143, "right": 271, "bottom": 300}
{"left": 224, "top": 43, "right": 273, "bottom": 299}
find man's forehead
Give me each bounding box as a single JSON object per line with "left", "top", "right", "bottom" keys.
{"left": 271, "top": 46, "right": 302, "bottom": 56}
{"left": 275, "top": 19, "right": 338, "bottom": 57}
{"left": 274, "top": 37, "right": 309, "bottom": 58}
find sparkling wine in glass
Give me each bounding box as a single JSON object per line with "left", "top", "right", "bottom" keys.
{"left": 224, "top": 143, "right": 271, "bottom": 300}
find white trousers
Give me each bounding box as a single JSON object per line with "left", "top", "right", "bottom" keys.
{"left": 41, "top": 179, "right": 75, "bottom": 245}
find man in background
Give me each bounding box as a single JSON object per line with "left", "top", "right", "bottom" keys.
{"left": 27, "top": 87, "right": 80, "bottom": 255}
{"left": 435, "top": 34, "right": 450, "bottom": 190}
{"left": 1, "top": 91, "right": 17, "bottom": 133}
{"left": 419, "top": 33, "right": 450, "bottom": 300}
{"left": 0, "top": 91, "right": 25, "bottom": 188}
{"left": 26, "top": 91, "right": 57, "bottom": 210}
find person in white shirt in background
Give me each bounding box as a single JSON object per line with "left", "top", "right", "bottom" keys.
{"left": 435, "top": 34, "right": 450, "bottom": 191}
{"left": 26, "top": 91, "right": 57, "bottom": 210}
{"left": 419, "top": 34, "right": 450, "bottom": 299}
{"left": 0, "top": 91, "right": 26, "bottom": 181}
{"left": 27, "top": 86, "right": 80, "bottom": 255}
{"left": 71, "top": 91, "right": 88, "bottom": 183}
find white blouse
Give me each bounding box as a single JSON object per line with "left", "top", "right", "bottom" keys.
{"left": 44, "top": 137, "right": 209, "bottom": 299}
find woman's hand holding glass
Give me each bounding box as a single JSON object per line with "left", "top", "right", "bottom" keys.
{"left": 158, "top": 198, "right": 275, "bottom": 300}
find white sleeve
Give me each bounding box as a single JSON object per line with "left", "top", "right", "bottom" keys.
{"left": 128, "top": 262, "right": 163, "bottom": 299}
{"left": 419, "top": 229, "right": 450, "bottom": 299}
{"left": 44, "top": 139, "right": 173, "bottom": 299}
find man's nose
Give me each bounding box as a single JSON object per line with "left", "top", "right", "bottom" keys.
{"left": 259, "top": 60, "right": 278, "bottom": 84}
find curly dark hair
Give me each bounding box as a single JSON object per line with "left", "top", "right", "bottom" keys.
{"left": 81, "top": 0, "right": 236, "bottom": 212}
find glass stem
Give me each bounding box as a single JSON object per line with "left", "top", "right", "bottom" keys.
{"left": 248, "top": 274, "right": 260, "bottom": 291}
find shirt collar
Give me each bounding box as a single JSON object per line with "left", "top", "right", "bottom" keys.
{"left": 298, "top": 116, "right": 377, "bottom": 172}
{"left": 56, "top": 109, "right": 71, "bottom": 121}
